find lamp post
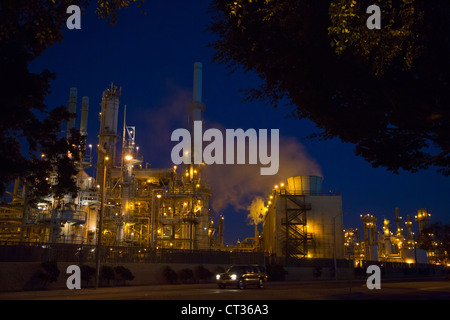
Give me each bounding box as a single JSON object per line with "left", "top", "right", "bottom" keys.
{"left": 333, "top": 211, "right": 349, "bottom": 281}
{"left": 95, "top": 156, "right": 108, "bottom": 289}
{"left": 150, "top": 189, "right": 164, "bottom": 248}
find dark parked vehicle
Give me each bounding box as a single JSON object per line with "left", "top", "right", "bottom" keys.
{"left": 216, "top": 265, "right": 268, "bottom": 289}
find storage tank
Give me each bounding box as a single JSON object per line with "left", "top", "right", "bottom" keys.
{"left": 286, "top": 176, "right": 323, "bottom": 195}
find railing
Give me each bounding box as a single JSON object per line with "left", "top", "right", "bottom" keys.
{"left": 58, "top": 210, "right": 87, "bottom": 222}
{"left": 34, "top": 210, "right": 87, "bottom": 223}
{"left": 0, "top": 242, "right": 265, "bottom": 265}
{"left": 278, "top": 189, "right": 341, "bottom": 196}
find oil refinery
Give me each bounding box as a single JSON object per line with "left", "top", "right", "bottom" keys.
{"left": 343, "top": 208, "right": 431, "bottom": 265}
{"left": 0, "top": 62, "right": 215, "bottom": 251}
{"left": 0, "top": 63, "right": 439, "bottom": 267}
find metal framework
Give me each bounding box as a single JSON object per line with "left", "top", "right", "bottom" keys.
{"left": 280, "top": 190, "right": 312, "bottom": 259}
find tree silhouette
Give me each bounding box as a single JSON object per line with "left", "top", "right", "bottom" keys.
{"left": 209, "top": 0, "right": 450, "bottom": 175}
{"left": 0, "top": 0, "right": 144, "bottom": 200}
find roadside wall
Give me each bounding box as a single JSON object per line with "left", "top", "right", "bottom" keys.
{"left": 1, "top": 262, "right": 351, "bottom": 292}
{"left": 0, "top": 261, "right": 445, "bottom": 292}
{"left": 0, "top": 262, "right": 227, "bottom": 292}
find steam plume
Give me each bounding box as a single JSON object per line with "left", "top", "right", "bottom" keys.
{"left": 204, "top": 135, "right": 322, "bottom": 215}
{"left": 247, "top": 197, "right": 267, "bottom": 225}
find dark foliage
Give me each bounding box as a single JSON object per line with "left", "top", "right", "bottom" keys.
{"left": 179, "top": 268, "right": 195, "bottom": 284}
{"left": 194, "top": 265, "right": 214, "bottom": 283}
{"left": 418, "top": 222, "right": 450, "bottom": 265}
{"left": 209, "top": 0, "right": 450, "bottom": 175}
{"left": 80, "top": 264, "right": 96, "bottom": 287}
{"left": 114, "top": 265, "right": 135, "bottom": 282}
{"left": 23, "top": 260, "right": 60, "bottom": 290}
{"left": 100, "top": 265, "right": 115, "bottom": 286}
{"left": 162, "top": 265, "right": 178, "bottom": 284}
{"left": 0, "top": 0, "right": 143, "bottom": 200}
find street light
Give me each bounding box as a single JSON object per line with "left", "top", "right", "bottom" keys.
{"left": 95, "top": 155, "right": 108, "bottom": 289}
{"left": 150, "top": 189, "right": 164, "bottom": 248}
{"left": 124, "top": 154, "right": 133, "bottom": 161}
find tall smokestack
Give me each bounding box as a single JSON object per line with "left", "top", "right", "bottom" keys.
{"left": 193, "top": 62, "right": 202, "bottom": 104}
{"left": 67, "top": 87, "right": 77, "bottom": 138}
{"left": 188, "top": 62, "right": 206, "bottom": 182}
{"left": 80, "top": 96, "right": 89, "bottom": 137}
{"left": 190, "top": 62, "right": 205, "bottom": 126}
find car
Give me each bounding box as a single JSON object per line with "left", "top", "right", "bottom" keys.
{"left": 216, "top": 265, "right": 268, "bottom": 289}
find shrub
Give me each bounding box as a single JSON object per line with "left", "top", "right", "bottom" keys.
{"left": 23, "top": 261, "right": 60, "bottom": 291}
{"left": 162, "top": 266, "right": 178, "bottom": 284}
{"left": 80, "top": 265, "right": 96, "bottom": 287}
{"left": 100, "top": 265, "right": 115, "bottom": 286}
{"left": 179, "top": 268, "right": 195, "bottom": 284}
{"left": 195, "top": 265, "right": 213, "bottom": 283}
{"left": 41, "top": 261, "right": 60, "bottom": 284}
{"left": 313, "top": 265, "right": 322, "bottom": 278}
{"left": 114, "top": 266, "right": 134, "bottom": 285}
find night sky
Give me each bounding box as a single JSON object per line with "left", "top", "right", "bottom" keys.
{"left": 29, "top": 0, "right": 449, "bottom": 245}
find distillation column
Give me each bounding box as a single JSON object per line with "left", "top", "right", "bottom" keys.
{"left": 361, "top": 214, "right": 378, "bottom": 261}
{"left": 415, "top": 208, "right": 431, "bottom": 234}
{"left": 97, "top": 84, "right": 121, "bottom": 184}
{"left": 405, "top": 214, "right": 415, "bottom": 249}
{"left": 395, "top": 207, "right": 403, "bottom": 237}
{"left": 119, "top": 123, "right": 138, "bottom": 243}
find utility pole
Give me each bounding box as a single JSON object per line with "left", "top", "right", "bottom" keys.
{"left": 95, "top": 156, "right": 108, "bottom": 289}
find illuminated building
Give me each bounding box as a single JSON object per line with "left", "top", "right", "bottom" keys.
{"left": 351, "top": 208, "right": 429, "bottom": 264}
{"left": 261, "top": 175, "right": 344, "bottom": 261}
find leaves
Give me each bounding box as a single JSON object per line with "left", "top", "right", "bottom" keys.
{"left": 96, "top": 0, "right": 146, "bottom": 25}
{"left": 209, "top": 0, "right": 450, "bottom": 175}
{"left": 0, "top": 0, "right": 139, "bottom": 200}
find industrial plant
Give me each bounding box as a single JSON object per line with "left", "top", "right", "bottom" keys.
{"left": 343, "top": 208, "right": 431, "bottom": 265}
{"left": 0, "top": 63, "right": 215, "bottom": 251}
{"left": 0, "top": 63, "right": 438, "bottom": 268}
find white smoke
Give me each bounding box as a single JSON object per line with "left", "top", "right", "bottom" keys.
{"left": 203, "top": 135, "right": 322, "bottom": 215}
{"left": 247, "top": 197, "right": 267, "bottom": 226}
{"left": 136, "top": 84, "right": 323, "bottom": 226}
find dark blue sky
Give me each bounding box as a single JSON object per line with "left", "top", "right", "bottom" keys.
{"left": 30, "top": 0, "right": 449, "bottom": 245}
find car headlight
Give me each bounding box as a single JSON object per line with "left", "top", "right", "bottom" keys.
{"left": 216, "top": 274, "right": 221, "bottom": 280}
{"left": 230, "top": 274, "right": 237, "bottom": 280}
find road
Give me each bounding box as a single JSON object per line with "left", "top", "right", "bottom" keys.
{"left": 1, "top": 279, "right": 450, "bottom": 300}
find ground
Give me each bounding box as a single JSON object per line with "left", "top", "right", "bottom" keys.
{"left": 1, "top": 279, "right": 450, "bottom": 300}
